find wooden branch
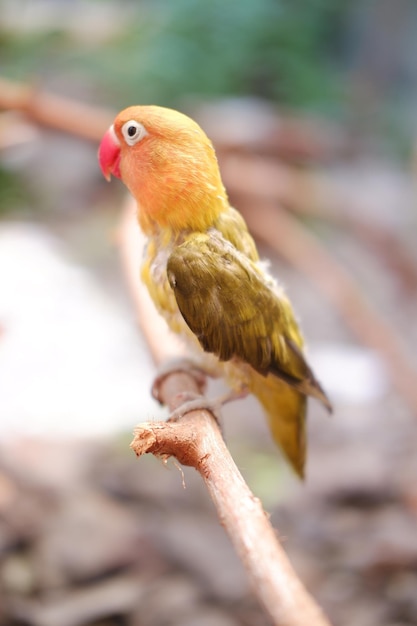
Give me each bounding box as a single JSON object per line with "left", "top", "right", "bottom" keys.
{"left": 118, "top": 197, "right": 332, "bottom": 626}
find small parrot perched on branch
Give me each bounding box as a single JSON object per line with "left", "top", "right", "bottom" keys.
{"left": 98, "top": 105, "right": 331, "bottom": 477}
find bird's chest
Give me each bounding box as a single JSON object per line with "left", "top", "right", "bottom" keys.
{"left": 141, "top": 239, "right": 189, "bottom": 336}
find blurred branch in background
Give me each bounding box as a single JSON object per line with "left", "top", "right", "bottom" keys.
{"left": 0, "top": 76, "right": 112, "bottom": 141}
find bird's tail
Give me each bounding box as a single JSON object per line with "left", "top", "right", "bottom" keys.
{"left": 250, "top": 372, "right": 307, "bottom": 478}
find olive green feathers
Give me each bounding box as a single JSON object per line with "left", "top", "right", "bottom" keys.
{"left": 167, "top": 231, "right": 331, "bottom": 410}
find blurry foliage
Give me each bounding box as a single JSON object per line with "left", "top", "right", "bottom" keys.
{"left": 0, "top": 0, "right": 349, "bottom": 111}
{"left": 0, "top": 29, "right": 71, "bottom": 76}
{"left": 89, "top": 0, "right": 348, "bottom": 109}
{"left": 0, "top": 167, "right": 28, "bottom": 215}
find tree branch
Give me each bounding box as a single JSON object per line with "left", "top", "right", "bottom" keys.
{"left": 0, "top": 76, "right": 112, "bottom": 140}
{"left": 118, "top": 197, "right": 332, "bottom": 626}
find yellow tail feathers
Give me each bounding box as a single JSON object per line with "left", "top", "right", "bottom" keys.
{"left": 251, "top": 372, "right": 307, "bottom": 478}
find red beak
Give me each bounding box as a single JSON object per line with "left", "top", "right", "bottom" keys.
{"left": 98, "top": 125, "right": 121, "bottom": 181}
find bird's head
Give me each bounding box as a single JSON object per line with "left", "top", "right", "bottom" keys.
{"left": 98, "top": 105, "right": 228, "bottom": 234}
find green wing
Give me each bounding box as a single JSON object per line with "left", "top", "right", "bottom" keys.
{"left": 167, "top": 231, "right": 330, "bottom": 409}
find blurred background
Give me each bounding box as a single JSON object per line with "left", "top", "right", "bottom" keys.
{"left": 1, "top": 1, "right": 417, "bottom": 625}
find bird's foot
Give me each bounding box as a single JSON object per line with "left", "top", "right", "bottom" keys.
{"left": 152, "top": 357, "right": 207, "bottom": 404}
{"left": 169, "top": 391, "right": 223, "bottom": 424}
{"left": 168, "top": 386, "right": 250, "bottom": 428}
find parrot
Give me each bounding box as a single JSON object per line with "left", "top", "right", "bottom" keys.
{"left": 98, "top": 105, "right": 332, "bottom": 477}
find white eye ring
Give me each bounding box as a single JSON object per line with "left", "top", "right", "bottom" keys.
{"left": 121, "top": 120, "right": 147, "bottom": 146}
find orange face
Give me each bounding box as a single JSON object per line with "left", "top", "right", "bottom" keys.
{"left": 98, "top": 105, "right": 228, "bottom": 233}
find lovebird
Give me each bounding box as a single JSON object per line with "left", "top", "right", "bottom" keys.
{"left": 98, "top": 105, "right": 331, "bottom": 477}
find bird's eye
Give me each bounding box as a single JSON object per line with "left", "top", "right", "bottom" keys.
{"left": 121, "top": 120, "right": 147, "bottom": 146}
